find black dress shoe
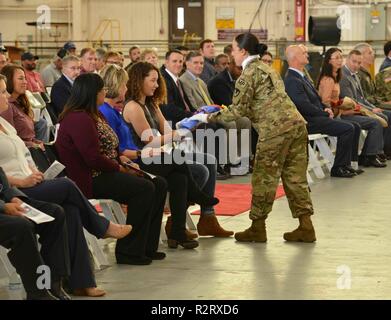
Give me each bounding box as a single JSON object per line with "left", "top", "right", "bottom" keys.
{"left": 366, "top": 156, "right": 387, "bottom": 168}
{"left": 50, "top": 287, "right": 71, "bottom": 300}
{"left": 216, "top": 165, "right": 230, "bottom": 180}
{"left": 51, "top": 279, "right": 72, "bottom": 300}
{"left": 330, "top": 166, "right": 355, "bottom": 178}
{"left": 26, "top": 290, "right": 59, "bottom": 300}
{"left": 377, "top": 154, "right": 387, "bottom": 163}
{"left": 343, "top": 166, "right": 357, "bottom": 176}
{"left": 147, "top": 251, "right": 166, "bottom": 260}
{"left": 345, "top": 166, "right": 364, "bottom": 175}
{"left": 116, "top": 254, "right": 152, "bottom": 265}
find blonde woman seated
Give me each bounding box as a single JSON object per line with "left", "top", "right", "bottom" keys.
{"left": 140, "top": 49, "right": 159, "bottom": 67}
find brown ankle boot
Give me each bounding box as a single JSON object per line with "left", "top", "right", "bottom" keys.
{"left": 197, "top": 215, "right": 234, "bottom": 237}
{"left": 165, "top": 216, "right": 198, "bottom": 240}
{"left": 283, "top": 214, "right": 316, "bottom": 242}
{"left": 234, "top": 218, "right": 267, "bottom": 242}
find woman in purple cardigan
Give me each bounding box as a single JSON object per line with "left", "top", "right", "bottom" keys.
{"left": 56, "top": 73, "right": 168, "bottom": 265}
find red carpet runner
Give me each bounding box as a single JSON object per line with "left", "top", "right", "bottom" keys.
{"left": 192, "top": 184, "right": 285, "bottom": 216}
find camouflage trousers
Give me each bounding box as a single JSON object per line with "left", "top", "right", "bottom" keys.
{"left": 250, "top": 123, "right": 314, "bottom": 220}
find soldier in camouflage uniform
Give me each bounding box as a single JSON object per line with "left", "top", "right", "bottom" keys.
{"left": 354, "top": 43, "right": 391, "bottom": 110}
{"left": 194, "top": 33, "right": 316, "bottom": 243}
{"left": 375, "top": 66, "right": 391, "bottom": 108}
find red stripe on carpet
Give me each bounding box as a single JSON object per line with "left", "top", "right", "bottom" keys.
{"left": 192, "top": 184, "right": 285, "bottom": 216}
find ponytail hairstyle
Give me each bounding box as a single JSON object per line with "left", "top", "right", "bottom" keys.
{"left": 235, "top": 33, "right": 268, "bottom": 56}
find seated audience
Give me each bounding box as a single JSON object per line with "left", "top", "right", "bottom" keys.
{"left": 223, "top": 44, "right": 232, "bottom": 56}
{"left": 160, "top": 50, "right": 229, "bottom": 179}
{"left": 51, "top": 55, "right": 81, "bottom": 117}
{"left": 63, "top": 41, "right": 76, "bottom": 55}
{"left": 125, "top": 45, "right": 141, "bottom": 72}
{"left": 208, "top": 53, "right": 241, "bottom": 107}
{"left": 121, "top": 62, "right": 231, "bottom": 239}
{"left": 180, "top": 51, "right": 251, "bottom": 166}
{"left": 95, "top": 47, "right": 107, "bottom": 72}
{"left": 79, "top": 48, "right": 97, "bottom": 74}
{"left": 56, "top": 73, "right": 168, "bottom": 263}
{"left": 41, "top": 49, "right": 66, "bottom": 87}
{"left": 340, "top": 49, "right": 391, "bottom": 161}
{"left": 104, "top": 51, "right": 123, "bottom": 67}
{"left": 0, "top": 51, "right": 8, "bottom": 72}
{"left": 199, "top": 39, "right": 217, "bottom": 84}
{"left": 160, "top": 49, "right": 196, "bottom": 127}
{"left": 0, "top": 167, "right": 70, "bottom": 300}
{"left": 214, "top": 53, "right": 229, "bottom": 73}
{"left": 375, "top": 41, "right": 391, "bottom": 109}
{"left": 284, "top": 45, "right": 358, "bottom": 177}
{"left": 21, "top": 52, "right": 45, "bottom": 93}
{"left": 260, "top": 51, "right": 273, "bottom": 66}
{"left": 140, "top": 48, "right": 159, "bottom": 67}
{"left": 0, "top": 73, "right": 131, "bottom": 297}
{"left": 354, "top": 43, "right": 391, "bottom": 110}
{"left": 318, "top": 48, "right": 385, "bottom": 168}
{"left": 1, "top": 64, "right": 49, "bottom": 145}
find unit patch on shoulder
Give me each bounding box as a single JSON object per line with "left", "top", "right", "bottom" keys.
{"left": 238, "top": 78, "right": 246, "bottom": 87}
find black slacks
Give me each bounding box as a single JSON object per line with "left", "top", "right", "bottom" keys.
{"left": 21, "top": 177, "right": 109, "bottom": 290}
{"left": 307, "top": 116, "right": 356, "bottom": 168}
{"left": 0, "top": 199, "right": 69, "bottom": 294}
{"left": 92, "top": 172, "right": 167, "bottom": 258}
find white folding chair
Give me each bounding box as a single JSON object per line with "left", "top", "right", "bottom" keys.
{"left": 0, "top": 247, "right": 22, "bottom": 286}
{"left": 83, "top": 229, "right": 110, "bottom": 271}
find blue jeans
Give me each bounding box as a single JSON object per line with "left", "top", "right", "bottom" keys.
{"left": 186, "top": 152, "right": 217, "bottom": 216}
{"left": 34, "top": 118, "right": 49, "bottom": 142}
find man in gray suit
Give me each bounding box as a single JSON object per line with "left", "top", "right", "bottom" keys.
{"left": 340, "top": 49, "right": 391, "bottom": 164}
{"left": 180, "top": 51, "right": 252, "bottom": 169}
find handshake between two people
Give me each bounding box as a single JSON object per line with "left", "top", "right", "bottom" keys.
{"left": 176, "top": 105, "right": 225, "bottom": 130}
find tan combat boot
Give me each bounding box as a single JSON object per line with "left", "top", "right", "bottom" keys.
{"left": 197, "top": 215, "right": 234, "bottom": 237}
{"left": 234, "top": 218, "right": 267, "bottom": 242}
{"left": 283, "top": 214, "right": 316, "bottom": 242}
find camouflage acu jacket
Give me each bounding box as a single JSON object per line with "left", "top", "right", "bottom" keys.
{"left": 358, "top": 67, "right": 379, "bottom": 106}
{"left": 210, "top": 58, "right": 306, "bottom": 142}
{"left": 375, "top": 66, "right": 391, "bottom": 104}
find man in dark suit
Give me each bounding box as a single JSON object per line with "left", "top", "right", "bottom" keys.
{"left": 160, "top": 50, "right": 196, "bottom": 128}
{"left": 0, "top": 167, "right": 70, "bottom": 300}
{"left": 284, "top": 45, "right": 358, "bottom": 177}
{"left": 160, "top": 49, "right": 229, "bottom": 179}
{"left": 50, "top": 55, "right": 81, "bottom": 117}
{"left": 207, "top": 55, "right": 241, "bottom": 107}
{"left": 340, "top": 49, "right": 391, "bottom": 163}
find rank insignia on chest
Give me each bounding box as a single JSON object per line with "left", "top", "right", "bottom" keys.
{"left": 234, "top": 88, "right": 241, "bottom": 97}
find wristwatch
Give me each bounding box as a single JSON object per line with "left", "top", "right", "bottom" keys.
{"left": 136, "top": 150, "right": 141, "bottom": 157}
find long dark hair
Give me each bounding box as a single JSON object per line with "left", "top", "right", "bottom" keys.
{"left": 235, "top": 33, "right": 268, "bottom": 56}
{"left": 316, "top": 47, "right": 343, "bottom": 89}
{"left": 0, "top": 64, "right": 33, "bottom": 118}
{"left": 59, "top": 73, "right": 104, "bottom": 121}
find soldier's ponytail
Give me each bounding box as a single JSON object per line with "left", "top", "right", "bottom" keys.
{"left": 235, "top": 32, "right": 268, "bottom": 56}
